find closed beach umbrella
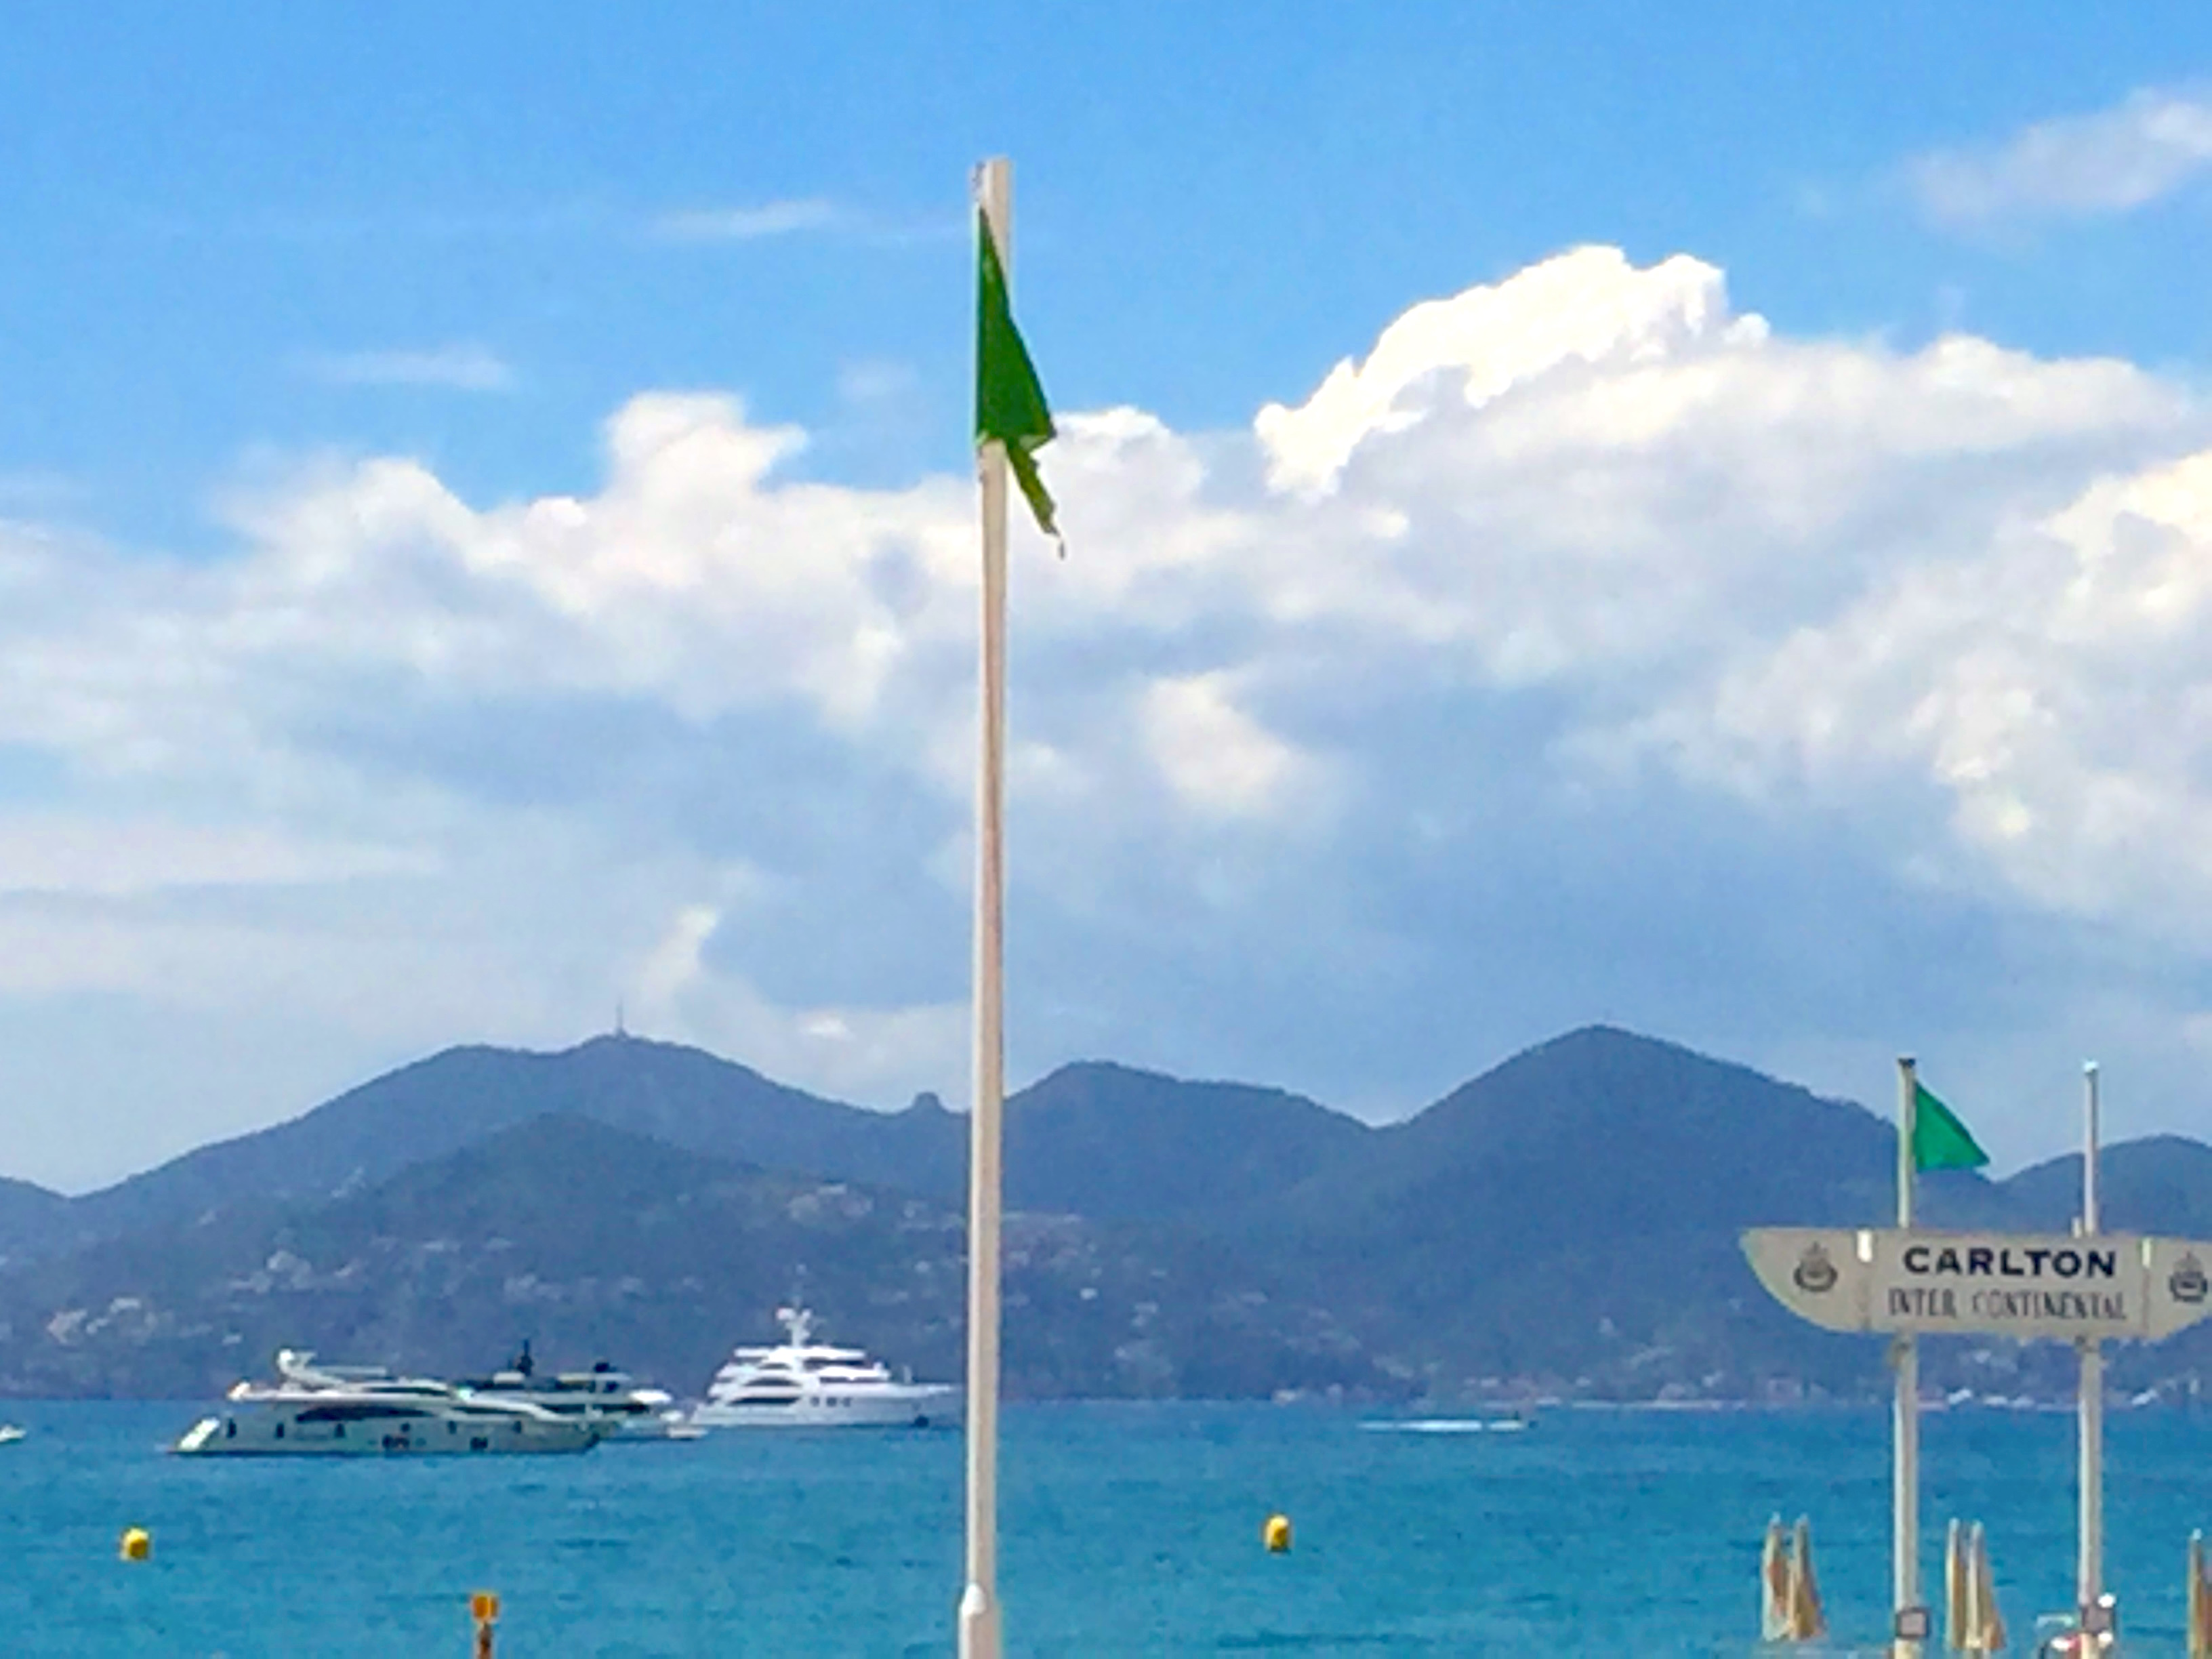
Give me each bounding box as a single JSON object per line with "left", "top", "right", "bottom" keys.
{"left": 1967, "top": 1523, "right": 2005, "bottom": 1654}
{"left": 1946, "top": 1519, "right": 1968, "bottom": 1652}
{"left": 1787, "top": 1516, "right": 1827, "bottom": 1641}
{"left": 1761, "top": 1515, "right": 1790, "bottom": 1642}
{"left": 2190, "top": 1530, "right": 2211, "bottom": 1658}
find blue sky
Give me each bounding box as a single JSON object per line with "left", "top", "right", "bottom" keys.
{"left": 6, "top": 3, "right": 2212, "bottom": 1186}
{"left": 9, "top": 2, "right": 2211, "bottom": 534}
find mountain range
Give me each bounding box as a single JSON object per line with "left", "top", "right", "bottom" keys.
{"left": 3, "top": 1025, "right": 2209, "bottom": 1404}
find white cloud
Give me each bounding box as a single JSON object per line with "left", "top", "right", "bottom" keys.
{"left": 1908, "top": 85, "right": 2212, "bottom": 226}
{"left": 628, "top": 898, "right": 964, "bottom": 1105}
{"left": 1142, "top": 674, "right": 1324, "bottom": 822}
{"left": 17, "top": 243, "right": 2212, "bottom": 1183}
{"left": 1255, "top": 246, "right": 1765, "bottom": 495}
{"left": 836, "top": 359, "right": 919, "bottom": 407}
{"left": 0, "top": 470, "right": 83, "bottom": 514}
{"left": 0, "top": 815, "right": 430, "bottom": 899}
{"left": 298, "top": 344, "right": 516, "bottom": 392}
{"left": 649, "top": 199, "right": 838, "bottom": 242}
{"left": 1641, "top": 445, "right": 2212, "bottom": 942}
{"left": 634, "top": 901, "right": 722, "bottom": 1017}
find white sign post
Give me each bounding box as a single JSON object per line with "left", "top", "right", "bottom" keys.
{"left": 1748, "top": 1057, "right": 2212, "bottom": 1654}
{"left": 2080, "top": 1063, "right": 2104, "bottom": 1639}
{"left": 1746, "top": 1213, "right": 2212, "bottom": 1654}
{"left": 1894, "top": 1061, "right": 1922, "bottom": 1658}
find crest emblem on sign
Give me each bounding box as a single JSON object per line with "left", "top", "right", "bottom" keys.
{"left": 1793, "top": 1242, "right": 1839, "bottom": 1294}
{"left": 2171, "top": 1252, "right": 2209, "bottom": 1305}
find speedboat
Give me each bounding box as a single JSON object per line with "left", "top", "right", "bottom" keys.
{"left": 457, "top": 1344, "right": 702, "bottom": 1441}
{"left": 173, "top": 1349, "right": 600, "bottom": 1456}
{"left": 0, "top": 1425, "right": 22, "bottom": 1446}
{"left": 1359, "top": 1413, "right": 1533, "bottom": 1434}
{"left": 691, "top": 1307, "right": 960, "bottom": 1429}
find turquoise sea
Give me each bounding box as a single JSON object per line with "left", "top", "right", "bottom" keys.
{"left": 4, "top": 1400, "right": 2212, "bottom": 1655}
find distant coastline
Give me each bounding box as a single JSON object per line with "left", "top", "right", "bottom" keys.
{"left": 3, "top": 1025, "right": 2212, "bottom": 1404}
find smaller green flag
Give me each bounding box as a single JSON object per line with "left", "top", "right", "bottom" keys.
{"left": 975, "top": 211, "right": 1060, "bottom": 545}
{"left": 1912, "top": 1080, "right": 1988, "bottom": 1172}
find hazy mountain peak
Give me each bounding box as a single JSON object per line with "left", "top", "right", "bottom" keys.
{"left": 9, "top": 1025, "right": 2212, "bottom": 1401}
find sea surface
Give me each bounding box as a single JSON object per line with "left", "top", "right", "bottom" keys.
{"left": 3, "top": 1399, "right": 2211, "bottom": 1655}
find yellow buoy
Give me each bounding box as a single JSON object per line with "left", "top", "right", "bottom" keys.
{"left": 119, "top": 1526, "right": 151, "bottom": 1562}
{"left": 471, "top": 1589, "right": 500, "bottom": 1659}
{"left": 1263, "top": 1513, "right": 1292, "bottom": 1553}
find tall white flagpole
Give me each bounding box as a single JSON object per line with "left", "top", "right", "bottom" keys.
{"left": 958, "top": 154, "right": 1013, "bottom": 1659}
{"left": 2080, "top": 1061, "right": 2106, "bottom": 1637}
{"left": 1896, "top": 1057, "right": 1923, "bottom": 1658}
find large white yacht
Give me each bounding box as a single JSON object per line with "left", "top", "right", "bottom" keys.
{"left": 173, "top": 1350, "right": 600, "bottom": 1456}
{"left": 691, "top": 1307, "right": 961, "bottom": 1429}
{"left": 457, "top": 1345, "right": 701, "bottom": 1441}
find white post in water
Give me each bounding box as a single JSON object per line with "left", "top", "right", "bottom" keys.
{"left": 958, "top": 155, "right": 1013, "bottom": 1659}
{"left": 2080, "top": 1061, "right": 2106, "bottom": 1637}
{"left": 1896, "top": 1057, "right": 1924, "bottom": 1658}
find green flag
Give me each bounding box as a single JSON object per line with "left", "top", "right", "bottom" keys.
{"left": 975, "top": 211, "right": 1059, "bottom": 544}
{"left": 1912, "top": 1080, "right": 1988, "bottom": 1172}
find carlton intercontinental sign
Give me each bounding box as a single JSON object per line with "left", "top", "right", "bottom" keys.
{"left": 1742, "top": 1227, "right": 2212, "bottom": 1343}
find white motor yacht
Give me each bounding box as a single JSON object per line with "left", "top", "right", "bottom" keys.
{"left": 457, "top": 1345, "right": 701, "bottom": 1441}
{"left": 173, "top": 1349, "right": 600, "bottom": 1456}
{"left": 0, "top": 1425, "right": 23, "bottom": 1446}
{"left": 691, "top": 1307, "right": 960, "bottom": 1429}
